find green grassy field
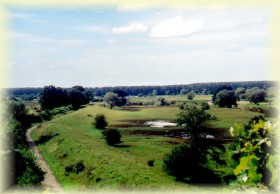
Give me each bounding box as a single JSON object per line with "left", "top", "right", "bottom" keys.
{"left": 128, "top": 94, "right": 211, "bottom": 104}
{"left": 31, "top": 105, "right": 191, "bottom": 191}
{"left": 31, "top": 98, "right": 268, "bottom": 191}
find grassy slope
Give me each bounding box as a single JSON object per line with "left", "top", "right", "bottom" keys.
{"left": 31, "top": 97, "right": 264, "bottom": 191}
{"left": 32, "top": 105, "right": 191, "bottom": 191}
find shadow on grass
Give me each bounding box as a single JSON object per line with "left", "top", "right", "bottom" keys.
{"left": 35, "top": 132, "right": 59, "bottom": 144}
{"left": 113, "top": 144, "right": 131, "bottom": 148}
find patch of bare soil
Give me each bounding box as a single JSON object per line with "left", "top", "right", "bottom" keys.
{"left": 26, "top": 126, "right": 63, "bottom": 193}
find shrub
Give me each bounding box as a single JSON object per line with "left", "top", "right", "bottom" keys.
{"left": 148, "top": 160, "right": 154, "bottom": 167}
{"left": 187, "top": 90, "right": 195, "bottom": 100}
{"left": 65, "top": 161, "right": 85, "bottom": 174}
{"left": 39, "top": 110, "right": 52, "bottom": 121}
{"left": 93, "top": 114, "right": 108, "bottom": 129}
{"left": 102, "top": 128, "right": 122, "bottom": 146}
{"left": 26, "top": 113, "right": 42, "bottom": 123}
{"left": 154, "top": 97, "right": 170, "bottom": 106}
{"left": 15, "top": 149, "right": 45, "bottom": 186}
{"left": 163, "top": 142, "right": 224, "bottom": 183}
{"left": 36, "top": 131, "right": 59, "bottom": 144}
{"left": 201, "top": 101, "right": 210, "bottom": 110}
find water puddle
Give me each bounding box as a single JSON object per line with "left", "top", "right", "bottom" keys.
{"left": 144, "top": 120, "right": 177, "bottom": 128}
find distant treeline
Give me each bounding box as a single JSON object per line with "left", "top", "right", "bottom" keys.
{"left": 5, "top": 81, "right": 278, "bottom": 98}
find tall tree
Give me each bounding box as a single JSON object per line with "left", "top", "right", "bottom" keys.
{"left": 103, "top": 92, "right": 119, "bottom": 109}
{"left": 212, "top": 85, "right": 233, "bottom": 103}
{"left": 246, "top": 89, "right": 266, "bottom": 104}
{"left": 39, "top": 85, "right": 69, "bottom": 110}
{"left": 68, "top": 86, "right": 90, "bottom": 110}
{"left": 214, "top": 90, "right": 237, "bottom": 108}
{"left": 111, "top": 89, "right": 128, "bottom": 106}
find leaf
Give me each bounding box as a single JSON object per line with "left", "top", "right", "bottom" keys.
{"left": 234, "top": 156, "right": 249, "bottom": 176}
{"left": 248, "top": 155, "right": 262, "bottom": 182}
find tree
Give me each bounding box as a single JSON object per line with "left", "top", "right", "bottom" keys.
{"left": 102, "top": 128, "right": 122, "bottom": 146}
{"left": 247, "top": 89, "right": 266, "bottom": 104}
{"left": 152, "top": 89, "right": 157, "bottom": 96}
{"left": 214, "top": 90, "right": 237, "bottom": 108}
{"left": 93, "top": 114, "right": 108, "bottom": 129}
{"left": 267, "top": 87, "right": 278, "bottom": 98}
{"left": 103, "top": 92, "right": 119, "bottom": 109}
{"left": 68, "top": 86, "right": 91, "bottom": 110}
{"left": 177, "top": 105, "right": 211, "bottom": 134}
{"left": 39, "top": 85, "right": 69, "bottom": 110}
{"left": 235, "top": 87, "right": 246, "bottom": 101}
{"left": 111, "top": 89, "right": 128, "bottom": 106}
{"left": 212, "top": 85, "right": 233, "bottom": 103}
{"left": 165, "top": 106, "right": 224, "bottom": 182}
{"left": 228, "top": 116, "right": 278, "bottom": 188}
{"left": 180, "top": 89, "right": 188, "bottom": 95}
{"left": 186, "top": 90, "right": 195, "bottom": 100}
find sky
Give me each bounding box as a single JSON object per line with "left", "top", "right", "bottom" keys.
{"left": 6, "top": 5, "right": 273, "bottom": 88}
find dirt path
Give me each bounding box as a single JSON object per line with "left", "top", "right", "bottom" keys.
{"left": 26, "top": 126, "right": 63, "bottom": 193}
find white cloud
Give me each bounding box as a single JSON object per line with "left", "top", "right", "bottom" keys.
{"left": 112, "top": 22, "right": 148, "bottom": 34}
{"left": 150, "top": 16, "right": 204, "bottom": 38}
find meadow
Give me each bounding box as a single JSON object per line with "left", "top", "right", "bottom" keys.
{"left": 30, "top": 94, "right": 269, "bottom": 191}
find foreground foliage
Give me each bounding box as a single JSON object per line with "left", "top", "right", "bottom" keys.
{"left": 229, "top": 116, "right": 278, "bottom": 189}
{"left": 1, "top": 99, "right": 45, "bottom": 190}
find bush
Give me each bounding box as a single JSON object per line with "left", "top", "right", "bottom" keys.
{"left": 201, "top": 101, "right": 210, "bottom": 110}
{"left": 102, "top": 128, "right": 122, "bottom": 146}
{"left": 154, "top": 97, "right": 170, "bottom": 106}
{"left": 39, "top": 111, "right": 52, "bottom": 121}
{"left": 148, "top": 160, "right": 154, "bottom": 167}
{"left": 36, "top": 131, "right": 59, "bottom": 144}
{"left": 26, "top": 113, "right": 42, "bottom": 123}
{"left": 65, "top": 161, "right": 85, "bottom": 174}
{"left": 163, "top": 142, "right": 224, "bottom": 183}
{"left": 187, "top": 90, "right": 195, "bottom": 100}
{"left": 15, "top": 149, "right": 45, "bottom": 186}
{"left": 93, "top": 114, "right": 108, "bottom": 129}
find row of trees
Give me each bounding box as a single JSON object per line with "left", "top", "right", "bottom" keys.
{"left": 5, "top": 81, "right": 277, "bottom": 98}
{"left": 39, "top": 85, "right": 93, "bottom": 110}
{"left": 213, "top": 86, "right": 274, "bottom": 108}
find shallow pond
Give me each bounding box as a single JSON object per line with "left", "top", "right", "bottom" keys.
{"left": 144, "top": 120, "right": 177, "bottom": 128}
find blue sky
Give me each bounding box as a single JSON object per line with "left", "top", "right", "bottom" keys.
{"left": 7, "top": 5, "right": 272, "bottom": 87}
